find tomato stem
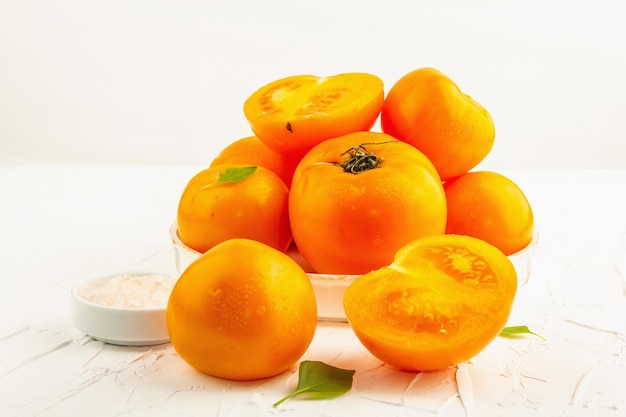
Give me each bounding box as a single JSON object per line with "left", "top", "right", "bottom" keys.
{"left": 339, "top": 141, "right": 396, "bottom": 174}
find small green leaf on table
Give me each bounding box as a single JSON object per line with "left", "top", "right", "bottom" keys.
{"left": 500, "top": 325, "right": 546, "bottom": 340}
{"left": 273, "top": 360, "right": 356, "bottom": 407}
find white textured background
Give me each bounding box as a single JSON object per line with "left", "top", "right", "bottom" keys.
{"left": 1, "top": 0, "right": 625, "bottom": 168}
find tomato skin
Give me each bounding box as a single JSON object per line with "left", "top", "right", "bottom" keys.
{"left": 243, "top": 73, "right": 384, "bottom": 158}
{"left": 343, "top": 234, "right": 517, "bottom": 371}
{"left": 381, "top": 67, "right": 495, "bottom": 180}
{"left": 289, "top": 131, "right": 446, "bottom": 275}
{"left": 177, "top": 164, "right": 292, "bottom": 254}
{"left": 444, "top": 171, "right": 534, "bottom": 255}
{"left": 210, "top": 136, "right": 297, "bottom": 187}
{"left": 166, "top": 238, "right": 317, "bottom": 381}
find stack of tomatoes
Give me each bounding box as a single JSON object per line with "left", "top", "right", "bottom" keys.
{"left": 178, "top": 68, "right": 534, "bottom": 273}
{"left": 169, "top": 68, "right": 534, "bottom": 376}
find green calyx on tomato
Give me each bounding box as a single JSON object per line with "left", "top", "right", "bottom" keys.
{"left": 339, "top": 141, "right": 399, "bottom": 174}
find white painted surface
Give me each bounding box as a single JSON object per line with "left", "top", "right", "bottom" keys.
{"left": 1, "top": 165, "right": 625, "bottom": 416}
{"left": 1, "top": 0, "right": 625, "bottom": 168}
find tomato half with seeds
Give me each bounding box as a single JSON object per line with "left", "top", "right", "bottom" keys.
{"left": 243, "top": 73, "right": 384, "bottom": 158}
{"left": 289, "top": 131, "right": 446, "bottom": 275}
{"left": 343, "top": 234, "right": 517, "bottom": 371}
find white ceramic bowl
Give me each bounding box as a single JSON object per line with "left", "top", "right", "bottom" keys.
{"left": 71, "top": 272, "right": 175, "bottom": 346}
{"left": 169, "top": 222, "right": 537, "bottom": 322}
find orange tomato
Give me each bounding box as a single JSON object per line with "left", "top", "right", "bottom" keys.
{"left": 444, "top": 170, "right": 534, "bottom": 255}
{"left": 243, "top": 72, "right": 384, "bottom": 158}
{"left": 381, "top": 67, "right": 495, "bottom": 180}
{"left": 167, "top": 238, "right": 317, "bottom": 381}
{"left": 343, "top": 234, "right": 517, "bottom": 371}
{"left": 210, "top": 136, "right": 297, "bottom": 187}
{"left": 177, "top": 164, "right": 291, "bottom": 253}
{"left": 289, "top": 131, "right": 447, "bottom": 275}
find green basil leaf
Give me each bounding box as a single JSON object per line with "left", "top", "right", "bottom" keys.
{"left": 273, "top": 361, "right": 355, "bottom": 407}
{"left": 216, "top": 166, "right": 257, "bottom": 184}
{"left": 499, "top": 325, "right": 545, "bottom": 340}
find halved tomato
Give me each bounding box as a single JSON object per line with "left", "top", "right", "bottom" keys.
{"left": 243, "top": 73, "right": 384, "bottom": 157}
{"left": 343, "top": 234, "right": 517, "bottom": 371}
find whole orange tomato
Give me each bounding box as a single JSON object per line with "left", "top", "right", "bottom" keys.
{"left": 167, "top": 238, "right": 317, "bottom": 381}
{"left": 210, "top": 136, "right": 297, "bottom": 187}
{"left": 381, "top": 67, "right": 495, "bottom": 180}
{"left": 289, "top": 131, "right": 447, "bottom": 275}
{"left": 344, "top": 234, "right": 517, "bottom": 371}
{"left": 444, "top": 170, "right": 534, "bottom": 255}
{"left": 177, "top": 164, "right": 291, "bottom": 253}
{"left": 243, "top": 72, "right": 384, "bottom": 158}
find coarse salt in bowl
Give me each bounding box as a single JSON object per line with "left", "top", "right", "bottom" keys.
{"left": 71, "top": 272, "right": 176, "bottom": 346}
{"left": 169, "top": 221, "right": 538, "bottom": 322}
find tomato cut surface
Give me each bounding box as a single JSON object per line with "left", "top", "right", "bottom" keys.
{"left": 343, "top": 234, "right": 517, "bottom": 371}
{"left": 243, "top": 73, "right": 384, "bottom": 157}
